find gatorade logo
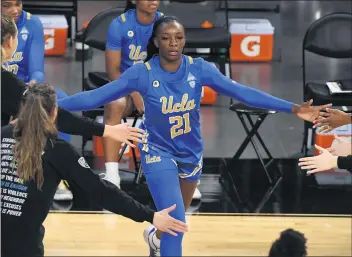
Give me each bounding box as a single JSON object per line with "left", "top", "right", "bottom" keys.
{"left": 240, "top": 36, "right": 261, "bottom": 57}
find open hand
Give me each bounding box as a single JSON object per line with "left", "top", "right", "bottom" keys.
{"left": 294, "top": 100, "right": 332, "bottom": 123}
{"left": 326, "top": 134, "right": 352, "bottom": 156}
{"left": 313, "top": 108, "right": 351, "bottom": 133}
{"left": 103, "top": 123, "right": 145, "bottom": 148}
{"left": 153, "top": 204, "right": 188, "bottom": 236}
{"left": 298, "top": 145, "right": 338, "bottom": 174}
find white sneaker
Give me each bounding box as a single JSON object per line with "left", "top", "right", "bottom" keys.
{"left": 143, "top": 225, "right": 160, "bottom": 257}
{"left": 192, "top": 187, "right": 202, "bottom": 200}
{"left": 54, "top": 181, "right": 73, "bottom": 201}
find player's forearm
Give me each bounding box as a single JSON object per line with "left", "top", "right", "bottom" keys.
{"left": 57, "top": 108, "right": 105, "bottom": 137}
{"left": 57, "top": 79, "right": 132, "bottom": 111}
{"left": 202, "top": 62, "right": 293, "bottom": 113}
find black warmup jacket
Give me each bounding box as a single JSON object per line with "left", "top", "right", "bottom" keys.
{"left": 1, "top": 125, "right": 154, "bottom": 257}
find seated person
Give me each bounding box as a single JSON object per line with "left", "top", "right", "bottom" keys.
{"left": 1, "top": 0, "right": 71, "bottom": 143}
{"left": 2, "top": 0, "right": 44, "bottom": 85}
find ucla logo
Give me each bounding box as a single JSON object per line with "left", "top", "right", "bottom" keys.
{"left": 153, "top": 80, "right": 160, "bottom": 88}
{"left": 145, "top": 155, "right": 161, "bottom": 164}
{"left": 129, "top": 44, "right": 147, "bottom": 62}
{"left": 9, "top": 52, "right": 23, "bottom": 62}
{"left": 160, "top": 93, "right": 196, "bottom": 115}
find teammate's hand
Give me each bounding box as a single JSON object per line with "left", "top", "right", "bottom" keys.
{"left": 27, "top": 80, "right": 37, "bottom": 87}
{"left": 103, "top": 123, "right": 145, "bottom": 148}
{"left": 298, "top": 145, "right": 338, "bottom": 174}
{"left": 152, "top": 204, "right": 188, "bottom": 236}
{"left": 9, "top": 118, "right": 18, "bottom": 125}
{"left": 293, "top": 99, "right": 332, "bottom": 123}
{"left": 313, "top": 108, "right": 351, "bottom": 133}
{"left": 326, "top": 134, "right": 352, "bottom": 156}
{"left": 131, "top": 92, "right": 145, "bottom": 114}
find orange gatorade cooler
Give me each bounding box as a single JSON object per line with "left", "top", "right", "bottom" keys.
{"left": 314, "top": 124, "right": 352, "bottom": 186}
{"left": 229, "top": 19, "right": 274, "bottom": 62}
{"left": 93, "top": 116, "right": 142, "bottom": 158}
{"left": 37, "top": 15, "right": 68, "bottom": 56}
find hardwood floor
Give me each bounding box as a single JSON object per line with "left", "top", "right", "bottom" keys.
{"left": 43, "top": 212, "right": 351, "bottom": 256}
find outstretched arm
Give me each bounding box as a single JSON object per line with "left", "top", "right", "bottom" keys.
{"left": 49, "top": 142, "right": 189, "bottom": 235}
{"left": 200, "top": 61, "right": 294, "bottom": 113}
{"left": 57, "top": 64, "right": 144, "bottom": 112}
{"left": 28, "top": 17, "right": 45, "bottom": 83}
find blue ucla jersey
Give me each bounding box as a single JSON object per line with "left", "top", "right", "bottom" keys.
{"left": 139, "top": 56, "right": 203, "bottom": 164}
{"left": 57, "top": 55, "right": 294, "bottom": 165}
{"left": 106, "top": 9, "right": 163, "bottom": 73}
{"left": 6, "top": 11, "right": 45, "bottom": 83}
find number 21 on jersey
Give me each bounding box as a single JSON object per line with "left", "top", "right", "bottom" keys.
{"left": 169, "top": 113, "right": 191, "bottom": 139}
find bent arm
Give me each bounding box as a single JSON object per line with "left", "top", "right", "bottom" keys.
{"left": 57, "top": 64, "right": 143, "bottom": 111}
{"left": 28, "top": 18, "right": 45, "bottom": 82}
{"left": 1, "top": 70, "right": 27, "bottom": 116}
{"left": 51, "top": 142, "right": 155, "bottom": 223}
{"left": 201, "top": 61, "right": 294, "bottom": 113}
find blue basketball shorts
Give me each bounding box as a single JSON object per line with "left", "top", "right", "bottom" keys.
{"left": 140, "top": 145, "right": 202, "bottom": 183}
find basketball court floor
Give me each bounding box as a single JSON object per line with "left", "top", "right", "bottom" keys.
{"left": 40, "top": 1, "right": 351, "bottom": 256}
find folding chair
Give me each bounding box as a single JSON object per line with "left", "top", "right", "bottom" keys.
{"left": 79, "top": 7, "right": 143, "bottom": 179}
{"left": 225, "top": 103, "right": 282, "bottom": 213}
{"left": 301, "top": 12, "right": 352, "bottom": 155}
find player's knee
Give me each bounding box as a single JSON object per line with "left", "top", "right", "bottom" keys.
{"left": 104, "top": 98, "right": 127, "bottom": 123}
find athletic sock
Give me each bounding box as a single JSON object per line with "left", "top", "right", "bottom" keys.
{"left": 104, "top": 162, "right": 120, "bottom": 187}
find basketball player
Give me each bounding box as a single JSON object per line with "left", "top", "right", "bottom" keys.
{"left": 57, "top": 16, "right": 332, "bottom": 256}
{"left": 102, "top": 0, "right": 163, "bottom": 189}
{"left": 1, "top": 83, "right": 188, "bottom": 257}
{"left": 1, "top": 0, "right": 44, "bottom": 85}
{"left": 1, "top": 14, "right": 144, "bottom": 148}
{"left": 1, "top": 0, "right": 71, "bottom": 142}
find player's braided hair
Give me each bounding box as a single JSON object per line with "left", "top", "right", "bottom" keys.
{"left": 145, "top": 16, "right": 182, "bottom": 62}
{"left": 124, "top": 0, "right": 136, "bottom": 12}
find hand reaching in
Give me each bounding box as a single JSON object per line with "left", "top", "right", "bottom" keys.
{"left": 326, "top": 134, "right": 352, "bottom": 156}
{"left": 293, "top": 100, "right": 332, "bottom": 123}
{"left": 313, "top": 108, "right": 351, "bottom": 133}
{"left": 103, "top": 123, "right": 145, "bottom": 148}
{"left": 298, "top": 145, "right": 338, "bottom": 174}
{"left": 152, "top": 204, "right": 188, "bottom": 236}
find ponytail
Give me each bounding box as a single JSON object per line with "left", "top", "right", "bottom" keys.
{"left": 145, "top": 16, "right": 183, "bottom": 62}
{"left": 13, "top": 83, "right": 58, "bottom": 189}
{"left": 124, "top": 0, "right": 136, "bottom": 12}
